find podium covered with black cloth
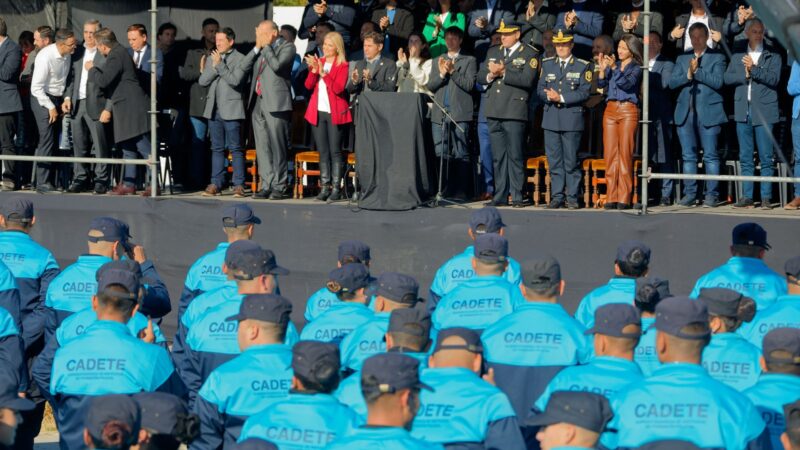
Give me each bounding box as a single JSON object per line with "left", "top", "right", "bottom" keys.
{"left": 355, "top": 92, "right": 431, "bottom": 210}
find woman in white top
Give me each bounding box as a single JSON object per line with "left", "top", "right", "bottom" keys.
{"left": 396, "top": 33, "right": 433, "bottom": 95}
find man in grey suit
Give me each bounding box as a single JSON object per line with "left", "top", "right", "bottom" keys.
{"left": 0, "top": 18, "right": 22, "bottom": 191}
{"left": 427, "top": 27, "right": 477, "bottom": 201}
{"left": 239, "top": 20, "right": 296, "bottom": 200}
{"left": 64, "top": 19, "right": 111, "bottom": 194}
{"left": 198, "top": 27, "right": 248, "bottom": 198}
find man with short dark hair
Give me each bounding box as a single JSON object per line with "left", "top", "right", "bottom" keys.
{"left": 127, "top": 23, "right": 164, "bottom": 92}
{"left": 0, "top": 17, "right": 22, "bottom": 192}
{"left": 740, "top": 256, "right": 800, "bottom": 348}
{"left": 530, "top": 391, "right": 613, "bottom": 450}
{"left": 347, "top": 31, "right": 397, "bottom": 94}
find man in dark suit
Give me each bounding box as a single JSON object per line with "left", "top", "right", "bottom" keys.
{"left": 88, "top": 28, "right": 152, "bottom": 196}
{"left": 519, "top": 0, "right": 556, "bottom": 51}
{"left": 669, "top": 22, "right": 727, "bottom": 208}
{"left": 347, "top": 31, "right": 398, "bottom": 94}
{"left": 239, "top": 20, "right": 296, "bottom": 200}
{"left": 552, "top": 0, "right": 604, "bottom": 60}
{"left": 126, "top": 23, "right": 164, "bottom": 95}
{"left": 372, "top": 0, "right": 414, "bottom": 57}
{"left": 0, "top": 17, "right": 22, "bottom": 192}
{"left": 478, "top": 20, "right": 539, "bottom": 208}
{"left": 468, "top": 0, "right": 516, "bottom": 62}
{"left": 302, "top": 0, "right": 357, "bottom": 48}
{"left": 64, "top": 19, "right": 111, "bottom": 194}
{"left": 724, "top": 18, "right": 781, "bottom": 209}
{"left": 647, "top": 31, "right": 676, "bottom": 206}
{"left": 427, "top": 27, "right": 477, "bottom": 201}
{"left": 667, "top": 0, "right": 724, "bottom": 53}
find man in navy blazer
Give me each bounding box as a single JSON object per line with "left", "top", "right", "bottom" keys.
{"left": 647, "top": 31, "right": 676, "bottom": 206}
{"left": 723, "top": 18, "right": 781, "bottom": 209}
{"left": 0, "top": 18, "right": 22, "bottom": 191}
{"left": 669, "top": 22, "right": 727, "bottom": 208}
{"left": 126, "top": 23, "right": 163, "bottom": 96}
{"left": 468, "top": 0, "right": 516, "bottom": 62}
{"left": 552, "top": 0, "right": 603, "bottom": 61}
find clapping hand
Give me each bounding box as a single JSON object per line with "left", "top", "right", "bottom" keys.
{"left": 710, "top": 29, "right": 722, "bottom": 43}
{"left": 488, "top": 60, "right": 505, "bottom": 77}
{"left": 398, "top": 47, "right": 408, "bottom": 65}
{"left": 362, "top": 68, "right": 371, "bottom": 81}
{"left": 313, "top": 0, "right": 328, "bottom": 16}
{"left": 210, "top": 49, "right": 222, "bottom": 67}
{"left": 380, "top": 16, "right": 390, "bottom": 30}
{"left": 689, "top": 56, "right": 699, "bottom": 75}
{"left": 544, "top": 87, "right": 560, "bottom": 102}
{"left": 603, "top": 53, "right": 616, "bottom": 71}
{"left": 474, "top": 16, "right": 488, "bottom": 29}
{"left": 438, "top": 57, "right": 449, "bottom": 77}
{"left": 305, "top": 54, "right": 320, "bottom": 73}
{"left": 351, "top": 68, "right": 361, "bottom": 84}
{"left": 737, "top": 5, "right": 754, "bottom": 25}
{"left": 670, "top": 24, "right": 685, "bottom": 40}
{"left": 565, "top": 10, "right": 578, "bottom": 28}
{"left": 621, "top": 14, "right": 636, "bottom": 32}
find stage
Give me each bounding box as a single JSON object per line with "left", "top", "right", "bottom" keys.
{"left": 3, "top": 190, "right": 798, "bottom": 339}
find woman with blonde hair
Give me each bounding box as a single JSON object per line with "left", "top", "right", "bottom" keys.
{"left": 304, "top": 31, "right": 353, "bottom": 202}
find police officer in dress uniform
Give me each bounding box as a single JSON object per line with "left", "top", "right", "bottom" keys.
{"left": 432, "top": 234, "right": 524, "bottom": 333}
{"left": 411, "top": 328, "right": 526, "bottom": 449}
{"left": 741, "top": 256, "right": 800, "bottom": 349}
{"left": 238, "top": 341, "right": 359, "bottom": 448}
{"left": 482, "top": 255, "right": 590, "bottom": 422}
{"left": 134, "top": 392, "right": 201, "bottom": 449}
{"left": 744, "top": 328, "right": 800, "bottom": 450}
{"left": 180, "top": 204, "right": 262, "bottom": 318}
{"left": 429, "top": 207, "right": 521, "bottom": 309}
{"left": 633, "top": 276, "right": 671, "bottom": 376}
{"left": 574, "top": 240, "right": 650, "bottom": 328}
{"left": 478, "top": 20, "right": 539, "bottom": 208}
{"left": 326, "top": 353, "right": 443, "bottom": 450}
{"left": 691, "top": 223, "right": 786, "bottom": 311}
{"left": 607, "top": 296, "right": 770, "bottom": 449}
{"left": 698, "top": 287, "right": 761, "bottom": 391}
{"left": 529, "top": 391, "right": 613, "bottom": 450}
{"left": 299, "top": 264, "right": 374, "bottom": 344}
{"left": 305, "top": 240, "right": 372, "bottom": 322}
{"left": 537, "top": 30, "right": 591, "bottom": 209}
{"left": 193, "top": 294, "right": 294, "bottom": 449}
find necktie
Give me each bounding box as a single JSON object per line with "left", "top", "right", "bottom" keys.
{"left": 504, "top": 48, "right": 510, "bottom": 59}
{"left": 560, "top": 61, "right": 565, "bottom": 73}
{"left": 255, "top": 56, "right": 266, "bottom": 97}
{"left": 134, "top": 50, "right": 141, "bottom": 68}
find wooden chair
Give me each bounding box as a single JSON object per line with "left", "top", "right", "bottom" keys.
{"left": 345, "top": 152, "right": 358, "bottom": 194}
{"left": 294, "top": 151, "right": 320, "bottom": 199}
{"left": 589, "top": 159, "right": 608, "bottom": 208}
{"left": 581, "top": 159, "right": 593, "bottom": 207}
{"left": 632, "top": 160, "right": 641, "bottom": 205}
{"left": 226, "top": 149, "right": 259, "bottom": 192}
{"left": 525, "top": 156, "right": 549, "bottom": 206}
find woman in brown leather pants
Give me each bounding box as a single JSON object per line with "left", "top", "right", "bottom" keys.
{"left": 598, "top": 34, "right": 644, "bottom": 210}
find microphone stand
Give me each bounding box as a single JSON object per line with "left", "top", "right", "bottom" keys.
{"left": 426, "top": 91, "right": 468, "bottom": 208}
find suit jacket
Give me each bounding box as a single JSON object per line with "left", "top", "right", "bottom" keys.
{"left": 669, "top": 13, "right": 724, "bottom": 51}
{"left": 346, "top": 56, "right": 398, "bottom": 94}
{"left": 240, "top": 40, "right": 296, "bottom": 114}
{"left": 65, "top": 45, "right": 110, "bottom": 120}
{"left": 198, "top": 49, "right": 247, "bottom": 121}
{"left": 371, "top": 7, "right": 415, "bottom": 54}
{"left": 128, "top": 45, "right": 164, "bottom": 94}
{"left": 0, "top": 38, "right": 22, "bottom": 115}
{"left": 468, "top": 0, "right": 516, "bottom": 62}
{"left": 723, "top": 47, "right": 781, "bottom": 126}
{"left": 518, "top": 5, "right": 556, "bottom": 51}
{"left": 611, "top": 10, "right": 664, "bottom": 41}
{"left": 536, "top": 55, "right": 592, "bottom": 131}
{"left": 649, "top": 55, "right": 675, "bottom": 122}
{"left": 180, "top": 46, "right": 213, "bottom": 117}
{"left": 427, "top": 53, "right": 477, "bottom": 123}
{"left": 478, "top": 44, "right": 539, "bottom": 121}
{"left": 302, "top": 0, "right": 357, "bottom": 45}
{"left": 669, "top": 49, "right": 727, "bottom": 128}
{"left": 554, "top": 1, "right": 604, "bottom": 60}
{"left": 89, "top": 44, "right": 149, "bottom": 143}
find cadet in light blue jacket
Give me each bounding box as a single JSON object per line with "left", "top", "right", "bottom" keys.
{"left": 574, "top": 241, "right": 650, "bottom": 328}
{"left": 238, "top": 341, "right": 358, "bottom": 449}
{"left": 740, "top": 256, "right": 800, "bottom": 348}
{"left": 691, "top": 223, "right": 786, "bottom": 311}
{"left": 411, "top": 327, "right": 526, "bottom": 450}
{"left": 432, "top": 234, "right": 524, "bottom": 333}
{"left": 299, "top": 263, "right": 374, "bottom": 344}
{"left": 429, "top": 207, "right": 521, "bottom": 310}
{"left": 608, "top": 296, "right": 770, "bottom": 450}
{"left": 528, "top": 391, "right": 613, "bottom": 450}
{"left": 326, "top": 353, "right": 443, "bottom": 450}
{"left": 193, "top": 294, "right": 295, "bottom": 450}
{"left": 743, "top": 328, "right": 800, "bottom": 450}
{"left": 482, "top": 255, "right": 590, "bottom": 420}
{"left": 633, "top": 277, "right": 672, "bottom": 376}
{"left": 304, "top": 240, "right": 372, "bottom": 322}
{"left": 698, "top": 287, "right": 762, "bottom": 391}
{"left": 180, "top": 203, "right": 261, "bottom": 319}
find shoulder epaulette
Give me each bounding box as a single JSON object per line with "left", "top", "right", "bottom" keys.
{"left": 542, "top": 56, "right": 556, "bottom": 62}
{"left": 576, "top": 58, "right": 590, "bottom": 65}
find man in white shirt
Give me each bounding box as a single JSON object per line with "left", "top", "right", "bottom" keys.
{"left": 30, "top": 28, "right": 76, "bottom": 193}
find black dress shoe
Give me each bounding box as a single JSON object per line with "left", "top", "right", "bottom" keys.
{"left": 617, "top": 203, "right": 632, "bottom": 210}
{"left": 566, "top": 201, "right": 580, "bottom": 210}
{"left": 93, "top": 183, "right": 108, "bottom": 195}
{"left": 512, "top": 201, "right": 525, "bottom": 208}
{"left": 484, "top": 200, "right": 506, "bottom": 207}
{"left": 36, "top": 183, "right": 57, "bottom": 194}
{"left": 659, "top": 197, "right": 672, "bottom": 206}
{"left": 67, "top": 182, "right": 87, "bottom": 193}
{"left": 253, "top": 189, "right": 271, "bottom": 199}
{"left": 546, "top": 199, "right": 565, "bottom": 209}
{"left": 604, "top": 202, "right": 618, "bottom": 210}
{"left": 269, "top": 190, "right": 291, "bottom": 200}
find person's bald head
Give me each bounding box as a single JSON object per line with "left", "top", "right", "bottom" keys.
{"left": 429, "top": 330, "right": 482, "bottom": 374}
{"left": 259, "top": 20, "right": 277, "bottom": 34}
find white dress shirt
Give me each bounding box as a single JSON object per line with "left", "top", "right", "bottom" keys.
{"left": 317, "top": 61, "right": 334, "bottom": 113}
{"left": 78, "top": 46, "right": 97, "bottom": 101}
{"left": 684, "top": 13, "right": 715, "bottom": 51}
{"left": 133, "top": 45, "right": 147, "bottom": 69}
{"left": 747, "top": 43, "right": 763, "bottom": 102}
{"left": 30, "top": 43, "right": 70, "bottom": 110}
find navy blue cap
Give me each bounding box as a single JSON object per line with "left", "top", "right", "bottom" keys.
{"left": 361, "top": 353, "right": 432, "bottom": 397}
{"left": 469, "top": 207, "right": 505, "bottom": 234}
{"left": 85, "top": 394, "right": 141, "bottom": 445}
{"left": 292, "top": 341, "right": 341, "bottom": 385}
{"left": 133, "top": 392, "right": 189, "bottom": 436}
{"left": 785, "top": 256, "right": 800, "bottom": 279}
{"left": 96, "top": 260, "right": 141, "bottom": 300}
{"left": 237, "top": 438, "right": 279, "bottom": 450}
{"left": 0, "top": 197, "right": 34, "bottom": 222}
{"left": 225, "top": 240, "right": 261, "bottom": 266}
{"left": 616, "top": 240, "right": 651, "bottom": 267}
{"left": 226, "top": 243, "right": 289, "bottom": 280}
{"left": 338, "top": 240, "right": 371, "bottom": 264}
{"left": 635, "top": 440, "right": 703, "bottom": 450}
{"left": 763, "top": 328, "right": 800, "bottom": 365}
{"left": 372, "top": 273, "right": 419, "bottom": 304}
{"left": 654, "top": 296, "right": 710, "bottom": 340}
{"left": 635, "top": 277, "right": 671, "bottom": 305}
{"left": 784, "top": 400, "right": 800, "bottom": 434}
{"left": 522, "top": 255, "right": 561, "bottom": 288}
{"left": 473, "top": 233, "right": 509, "bottom": 263}
{"left": 222, "top": 203, "right": 261, "bottom": 228}
{"left": 732, "top": 222, "right": 771, "bottom": 250}
{"left": 88, "top": 217, "right": 132, "bottom": 248}
{"left": 226, "top": 294, "right": 293, "bottom": 324}
{"left": 0, "top": 366, "right": 34, "bottom": 412}
{"left": 388, "top": 308, "right": 431, "bottom": 338}
{"left": 434, "top": 327, "right": 483, "bottom": 354}
{"left": 585, "top": 303, "right": 641, "bottom": 338}
{"left": 527, "top": 391, "right": 613, "bottom": 433}
{"left": 698, "top": 287, "right": 756, "bottom": 321}
{"left": 326, "top": 263, "right": 370, "bottom": 294}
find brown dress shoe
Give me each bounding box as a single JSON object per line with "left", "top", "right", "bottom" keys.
{"left": 785, "top": 197, "right": 800, "bottom": 210}
{"left": 232, "top": 186, "right": 247, "bottom": 198}
{"left": 109, "top": 184, "right": 136, "bottom": 195}
{"left": 202, "top": 184, "right": 221, "bottom": 197}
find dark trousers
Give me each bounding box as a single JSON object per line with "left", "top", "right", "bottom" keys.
{"left": 311, "top": 111, "right": 344, "bottom": 186}
{"left": 118, "top": 133, "right": 151, "bottom": 186}
{"left": 545, "top": 129, "right": 583, "bottom": 203}
{"left": 432, "top": 120, "right": 469, "bottom": 160}
{"left": 15, "top": 400, "right": 45, "bottom": 450}
{"left": 736, "top": 117, "right": 774, "bottom": 201}
{"left": 0, "top": 113, "right": 17, "bottom": 184}
{"left": 209, "top": 112, "right": 243, "bottom": 189}
{"left": 71, "top": 100, "right": 111, "bottom": 186}
{"left": 477, "top": 119, "right": 494, "bottom": 194}
{"left": 188, "top": 116, "right": 209, "bottom": 190}
{"left": 488, "top": 118, "right": 526, "bottom": 204}
{"left": 31, "top": 95, "right": 62, "bottom": 186}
